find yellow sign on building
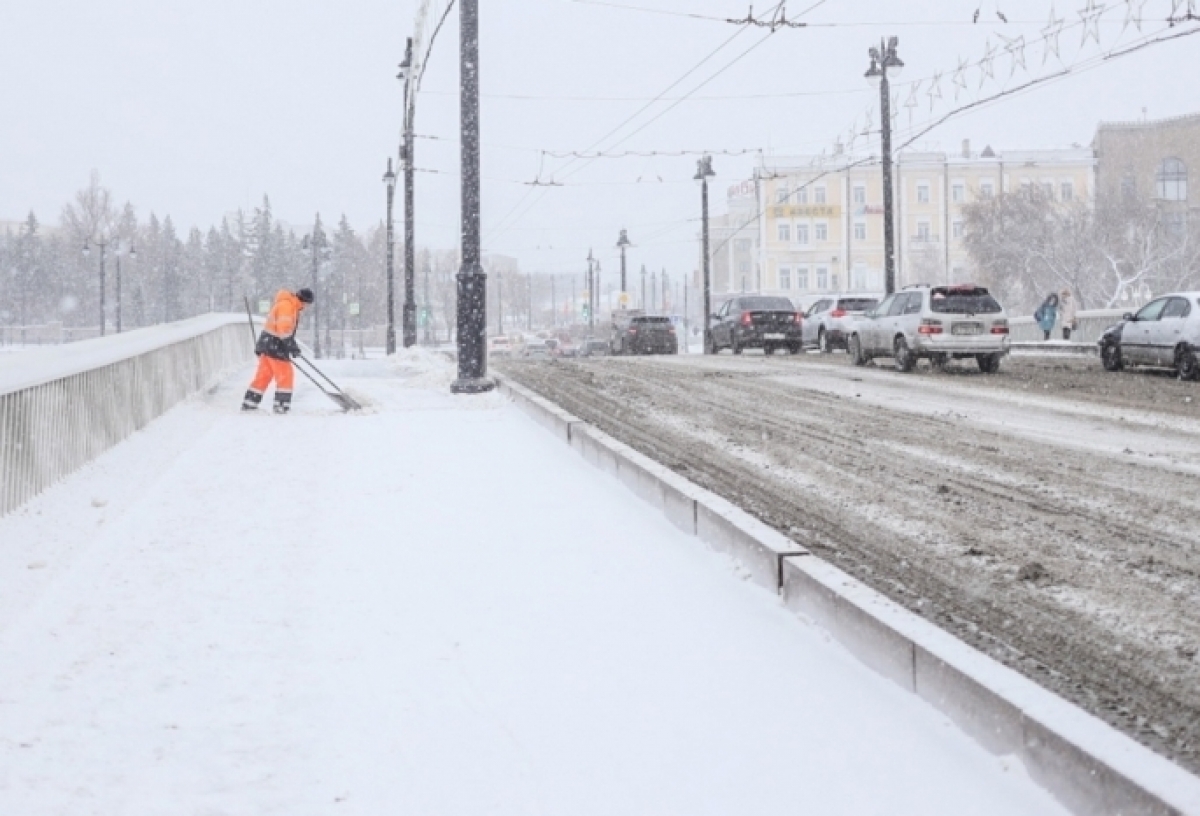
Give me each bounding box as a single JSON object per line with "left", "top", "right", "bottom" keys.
{"left": 771, "top": 205, "right": 841, "bottom": 218}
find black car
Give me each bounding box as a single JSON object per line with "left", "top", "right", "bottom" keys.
{"left": 709, "top": 296, "right": 803, "bottom": 355}
{"left": 610, "top": 314, "right": 679, "bottom": 355}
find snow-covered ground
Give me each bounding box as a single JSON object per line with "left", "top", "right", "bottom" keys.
{"left": 0, "top": 351, "right": 1068, "bottom": 815}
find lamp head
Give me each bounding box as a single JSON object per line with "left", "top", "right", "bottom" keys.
{"left": 82, "top": 240, "right": 91, "bottom": 257}
{"left": 383, "top": 157, "right": 397, "bottom": 189}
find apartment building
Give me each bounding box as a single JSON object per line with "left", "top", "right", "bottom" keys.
{"left": 1094, "top": 112, "right": 1200, "bottom": 236}
{"left": 745, "top": 143, "right": 1095, "bottom": 304}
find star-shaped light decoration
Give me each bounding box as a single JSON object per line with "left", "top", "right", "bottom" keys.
{"left": 927, "top": 72, "right": 943, "bottom": 111}
{"left": 904, "top": 81, "right": 922, "bottom": 125}
{"left": 1042, "top": 6, "right": 1065, "bottom": 63}
{"left": 1079, "top": 0, "right": 1106, "bottom": 46}
{"left": 1123, "top": 0, "right": 1147, "bottom": 32}
{"left": 978, "top": 40, "right": 998, "bottom": 88}
{"left": 998, "top": 34, "right": 1027, "bottom": 76}
{"left": 952, "top": 57, "right": 970, "bottom": 100}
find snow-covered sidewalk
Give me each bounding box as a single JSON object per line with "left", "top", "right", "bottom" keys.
{"left": 0, "top": 353, "right": 1068, "bottom": 815}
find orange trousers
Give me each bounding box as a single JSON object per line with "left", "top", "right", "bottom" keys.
{"left": 248, "top": 355, "right": 294, "bottom": 397}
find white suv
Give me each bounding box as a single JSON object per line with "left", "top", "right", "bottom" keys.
{"left": 848, "top": 285, "right": 1010, "bottom": 373}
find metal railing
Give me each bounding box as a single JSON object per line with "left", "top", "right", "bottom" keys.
{"left": 1009, "top": 309, "right": 1125, "bottom": 345}
{"left": 0, "top": 314, "right": 255, "bottom": 516}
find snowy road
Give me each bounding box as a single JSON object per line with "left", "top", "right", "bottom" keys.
{"left": 498, "top": 353, "right": 1200, "bottom": 776}
{"left": 0, "top": 353, "right": 1067, "bottom": 815}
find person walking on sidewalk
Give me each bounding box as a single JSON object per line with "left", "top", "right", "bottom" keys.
{"left": 1060, "top": 288, "right": 1078, "bottom": 341}
{"left": 242, "top": 288, "right": 314, "bottom": 414}
{"left": 1034, "top": 293, "right": 1059, "bottom": 342}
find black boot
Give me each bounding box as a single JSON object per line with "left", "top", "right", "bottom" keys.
{"left": 273, "top": 391, "right": 292, "bottom": 415}
{"left": 242, "top": 390, "right": 263, "bottom": 411}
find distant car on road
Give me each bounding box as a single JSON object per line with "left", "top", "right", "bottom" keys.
{"left": 488, "top": 335, "right": 513, "bottom": 358}
{"left": 581, "top": 339, "right": 611, "bottom": 357}
{"left": 802, "top": 295, "right": 881, "bottom": 352}
{"left": 848, "top": 284, "right": 1010, "bottom": 373}
{"left": 1099, "top": 292, "right": 1200, "bottom": 379}
{"left": 522, "top": 341, "right": 552, "bottom": 360}
{"left": 709, "top": 295, "right": 802, "bottom": 355}
{"left": 610, "top": 313, "right": 679, "bottom": 356}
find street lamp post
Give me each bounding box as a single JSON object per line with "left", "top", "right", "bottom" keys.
{"left": 586, "top": 249, "right": 596, "bottom": 331}
{"left": 616, "top": 229, "right": 631, "bottom": 308}
{"left": 641, "top": 265, "right": 647, "bottom": 311}
{"left": 451, "top": 0, "right": 494, "bottom": 393}
{"left": 695, "top": 155, "right": 715, "bottom": 354}
{"left": 82, "top": 237, "right": 110, "bottom": 336}
{"left": 866, "top": 36, "right": 904, "bottom": 295}
{"left": 113, "top": 241, "right": 135, "bottom": 333}
{"left": 594, "top": 260, "right": 601, "bottom": 323}
{"left": 302, "top": 217, "right": 329, "bottom": 358}
{"left": 398, "top": 37, "right": 418, "bottom": 349}
{"left": 384, "top": 158, "right": 397, "bottom": 354}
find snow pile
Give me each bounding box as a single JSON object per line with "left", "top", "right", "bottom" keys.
{"left": 387, "top": 346, "right": 507, "bottom": 409}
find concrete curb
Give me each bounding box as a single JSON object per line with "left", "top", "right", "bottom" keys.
{"left": 495, "top": 375, "right": 1200, "bottom": 816}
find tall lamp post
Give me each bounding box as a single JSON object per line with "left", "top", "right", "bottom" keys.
{"left": 398, "top": 38, "right": 418, "bottom": 348}
{"left": 384, "top": 158, "right": 398, "bottom": 354}
{"left": 586, "top": 249, "right": 596, "bottom": 330}
{"left": 82, "top": 236, "right": 111, "bottom": 336}
{"left": 865, "top": 37, "right": 904, "bottom": 295}
{"left": 695, "top": 155, "right": 715, "bottom": 354}
{"left": 113, "top": 240, "right": 135, "bottom": 333}
{"left": 451, "top": 0, "right": 493, "bottom": 393}
{"left": 301, "top": 217, "right": 330, "bottom": 358}
{"left": 616, "top": 229, "right": 631, "bottom": 309}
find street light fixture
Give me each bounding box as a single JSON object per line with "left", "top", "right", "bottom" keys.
{"left": 694, "top": 155, "right": 715, "bottom": 354}
{"left": 616, "top": 229, "right": 631, "bottom": 309}
{"left": 866, "top": 36, "right": 904, "bottom": 295}
{"left": 398, "top": 37, "right": 417, "bottom": 349}
{"left": 82, "top": 237, "right": 110, "bottom": 336}
{"left": 384, "top": 157, "right": 398, "bottom": 354}
{"left": 113, "top": 240, "right": 135, "bottom": 334}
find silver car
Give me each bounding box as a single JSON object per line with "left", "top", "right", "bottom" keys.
{"left": 1099, "top": 292, "right": 1200, "bottom": 379}
{"left": 848, "top": 284, "right": 1010, "bottom": 373}
{"left": 802, "top": 295, "right": 881, "bottom": 353}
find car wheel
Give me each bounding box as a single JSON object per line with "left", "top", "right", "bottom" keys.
{"left": 788, "top": 343, "right": 802, "bottom": 355}
{"left": 849, "top": 334, "right": 867, "bottom": 367}
{"left": 764, "top": 344, "right": 777, "bottom": 356}
{"left": 818, "top": 328, "right": 831, "bottom": 354}
{"left": 732, "top": 334, "right": 743, "bottom": 355}
{"left": 930, "top": 353, "right": 948, "bottom": 371}
{"left": 894, "top": 336, "right": 915, "bottom": 372}
{"left": 1101, "top": 342, "right": 1124, "bottom": 372}
{"left": 976, "top": 353, "right": 1001, "bottom": 374}
{"left": 1177, "top": 345, "right": 1200, "bottom": 381}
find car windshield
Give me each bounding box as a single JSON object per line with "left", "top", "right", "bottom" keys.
{"left": 838, "top": 299, "right": 878, "bottom": 312}
{"left": 928, "top": 287, "right": 1002, "bottom": 314}
{"left": 633, "top": 317, "right": 671, "bottom": 325}
{"left": 738, "top": 297, "right": 794, "bottom": 311}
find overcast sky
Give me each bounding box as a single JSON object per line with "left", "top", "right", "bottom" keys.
{"left": 3, "top": 0, "right": 1198, "bottom": 281}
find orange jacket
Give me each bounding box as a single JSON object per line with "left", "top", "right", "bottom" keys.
{"left": 256, "top": 290, "right": 304, "bottom": 359}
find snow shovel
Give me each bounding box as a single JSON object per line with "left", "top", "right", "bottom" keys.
{"left": 292, "top": 355, "right": 363, "bottom": 412}
{"left": 243, "top": 296, "right": 362, "bottom": 412}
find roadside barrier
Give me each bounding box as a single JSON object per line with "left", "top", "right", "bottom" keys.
{"left": 1010, "top": 308, "right": 1126, "bottom": 345}
{"left": 497, "top": 374, "right": 1200, "bottom": 816}
{"left": 0, "top": 314, "right": 255, "bottom": 516}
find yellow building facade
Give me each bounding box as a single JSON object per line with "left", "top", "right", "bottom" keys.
{"left": 751, "top": 145, "right": 1095, "bottom": 306}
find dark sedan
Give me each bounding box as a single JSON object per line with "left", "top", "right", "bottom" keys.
{"left": 709, "top": 296, "right": 803, "bottom": 355}
{"left": 611, "top": 315, "right": 679, "bottom": 355}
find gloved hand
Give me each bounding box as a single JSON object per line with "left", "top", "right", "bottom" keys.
{"left": 287, "top": 338, "right": 302, "bottom": 358}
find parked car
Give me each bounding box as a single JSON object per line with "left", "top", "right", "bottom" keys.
{"left": 848, "top": 284, "right": 1010, "bottom": 373}
{"left": 709, "top": 295, "right": 803, "bottom": 355}
{"left": 1098, "top": 292, "right": 1200, "bottom": 379}
{"left": 802, "top": 295, "right": 882, "bottom": 352}
{"left": 522, "top": 341, "right": 552, "bottom": 359}
{"left": 610, "top": 313, "right": 679, "bottom": 356}
{"left": 554, "top": 341, "right": 580, "bottom": 358}
{"left": 581, "top": 338, "right": 611, "bottom": 357}
{"left": 488, "top": 335, "right": 513, "bottom": 358}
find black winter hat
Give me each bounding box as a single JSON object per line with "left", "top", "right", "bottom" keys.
{"left": 297, "top": 288, "right": 315, "bottom": 303}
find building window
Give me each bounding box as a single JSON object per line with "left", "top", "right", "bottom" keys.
{"left": 1157, "top": 158, "right": 1188, "bottom": 201}
{"left": 816, "top": 267, "right": 829, "bottom": 289}
{"left": 916, "top": 221, "right": 931, "bottom": 242}
{"left": 854, "top": 221, "right": 866, "bottom": 241}
{"left": 952, "top": 183, "right": 965, "bottom": 203}
{"left": 797, "top": 267, "right": 809, "bottom": 290}
{"left": 815, "top": 222, "right": 828, "bottom": 242}
{"left": 853, "top": 186, "right": 866, "bottom": 205}
{"left": 779, "top": 267, "right": 792, "bottom": 290}
{"left": 831, "top": 272, "right": 839, "bottom": 291}
{"left": 1042, "top": 181, "right": 1054, "bottom": 199}
{"left": 952, "top": 220, "right": 964, "bottom": 240}
{"left": 853, "top": 263, "right": 867, "bottom": 290}
{"left": 917, "top": 184, "right": 930, "bottom": 204}
{"left": 980, "top": 181, "right": 995, "bottom": 199}
{"left": 1061, "top": 182, "right": 1074, "bottom": 202}
{"left": 796, "top": 224, "right": 809, "bottom": 245}
{"left": 776, "top": 185, "right": 790, "bottom": 204}
{"left": 796, "top": 187, "right": 809, "bottom": 204}
{"left": 777, "top": 223, "right": 791, "bottom": 242}
{"left": 815, "top": 186, "right": 827, "bottom": 204}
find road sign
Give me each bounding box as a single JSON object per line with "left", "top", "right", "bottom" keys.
{"left": 348, "top": 303, "right": 360, "bottom": 316}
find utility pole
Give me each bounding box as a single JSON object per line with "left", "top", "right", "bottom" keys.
{"left": 640, "top": 264, "right": 647, "bottom": 311}
{"left": 696, "top": 155, "right": 715, "bottom": 354}
{"left": 662, "top": 268, "right": 668, "bottom": 313}
{"left": 384, "top": 158, "right": 397, "bottom": 354}
{"left": 452, "top": 0, "right": 494, "bottom": 393}
{"left": 617, "top": 229, "right": 631, "bottom": 309}
{"left": 82, "top": 237, "right": 109, "bottom": 336}
{"left": 586, "top": 249, "right": 596, "bottom": 331}
{"left": 551, "top": 275, "right": 557, "bottom": 328}
{"left": 650, "top": 268, "right": 657, "bottom": 312}
{"left": 594, "top": 260, "right": 602, "bottom": 323}
{"left": 866, "top": 37, "right": 903, "bottom": 295}
{"left": 399, "top": 37, "right": 418, "bottom": 348}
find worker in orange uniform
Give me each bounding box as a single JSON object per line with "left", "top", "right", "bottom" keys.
{"left": 242, "top": 288, "right": 314, "bottom": 414}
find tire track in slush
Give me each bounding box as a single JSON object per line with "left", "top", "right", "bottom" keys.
{"left": 499, "top": 357, "right": 1200, "bottom": 773}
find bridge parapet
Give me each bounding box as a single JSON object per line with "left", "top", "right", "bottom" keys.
{"left": 0, "top": 314, "right": 255, "bottom": 516}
